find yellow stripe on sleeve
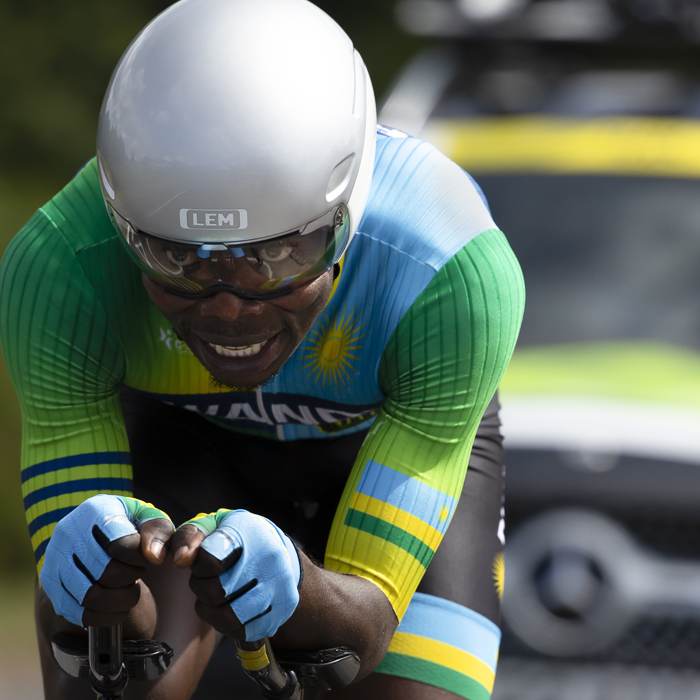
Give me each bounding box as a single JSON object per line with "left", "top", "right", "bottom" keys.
{"left": 29, "top": 489, "right": 132, "bottom": 553}
{"left": 21, "top": 464, "right": 130, "bottom": 499}
{"left": 388, "top": 631, "right": 496, "bottom": 693}
{"left": 349, "top": 492, "right": 444, "bottom": 551}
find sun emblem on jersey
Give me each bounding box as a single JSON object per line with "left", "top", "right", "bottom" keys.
{"left": 301, "top": 307, "right": 364, "bottom": 389}
{"left": 493, "top": 552, "right": 505, "bottom": 600}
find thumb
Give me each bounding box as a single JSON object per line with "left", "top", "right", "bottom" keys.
{"left": 139, "top": 517, "right": 176, "bottom": 565}
{"left": 171, "top": 524, "right": 207, "bottom": 569}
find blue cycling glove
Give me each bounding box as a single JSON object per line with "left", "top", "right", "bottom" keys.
{"left": 39, "top": 495, "right": 171, "bottom": 626}
{"left": 183, "top": 509, "right": 302, "bottom": 641}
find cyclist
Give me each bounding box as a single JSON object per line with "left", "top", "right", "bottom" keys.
{"left": 0, "top": 0, "right": 524, "bottom": 698}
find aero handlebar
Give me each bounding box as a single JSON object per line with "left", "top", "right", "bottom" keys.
{"left": 52, "top": 624, "right": 174, "bottom": 699}
{"left": 53, "top": 627, "right": 359, "bottom": 699}
{"left": 236, "top": 638, "right": 361, "bottom": 699}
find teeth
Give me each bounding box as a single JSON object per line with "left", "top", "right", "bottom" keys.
{"left": 209, "top": 340, "right": 268, "bottom": 358}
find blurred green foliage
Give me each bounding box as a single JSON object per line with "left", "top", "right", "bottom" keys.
{"left": 0, "top": 0, "right": 423, "bottom": 185}
{"left": 0, "top": 1, "right": 424, "bottom": 576}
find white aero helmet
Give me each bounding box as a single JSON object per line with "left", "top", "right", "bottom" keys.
{"left": 97, "top": 0, "right": 376, "bottom": 300}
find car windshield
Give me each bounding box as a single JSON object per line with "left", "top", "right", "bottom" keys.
{"left": 475, "top": 174, "right": 700, "bottom": 351}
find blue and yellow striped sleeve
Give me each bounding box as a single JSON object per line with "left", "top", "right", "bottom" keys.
{"left": 22, "top": 452, "right": 132, "bottom": 571}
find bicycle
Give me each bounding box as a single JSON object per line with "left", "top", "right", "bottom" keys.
{"left": 52, "top": 624, "right": 360, "bottom": 699}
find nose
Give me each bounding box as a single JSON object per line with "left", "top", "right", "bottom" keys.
{"left": 199, "top": 291, "right": 265, "bottom": 322}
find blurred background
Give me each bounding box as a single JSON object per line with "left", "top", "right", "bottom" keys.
{"left": 2, "top": 0, "right": 700, "bottom": 698}
{"left": 380, "top": 1, "right": 700, "bottom": 698}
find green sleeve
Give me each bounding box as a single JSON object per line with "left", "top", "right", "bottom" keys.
{"left": 0, "top": 195, "right": 133, "bottom": 573}
{"left": 324, "top": 228, "right": 524, "bottom": 618}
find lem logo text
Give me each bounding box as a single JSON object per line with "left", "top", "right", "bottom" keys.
{"left": 179, "top": 209, "right": 248, "bottom": 230}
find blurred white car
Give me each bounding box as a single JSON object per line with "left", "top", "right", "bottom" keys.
{"left": 380, "top": 4, "right": 700, "bottom": 696}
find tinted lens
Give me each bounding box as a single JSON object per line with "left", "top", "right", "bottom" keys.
{"left": 110, "top": 205, "right": 349, "bottom": 299}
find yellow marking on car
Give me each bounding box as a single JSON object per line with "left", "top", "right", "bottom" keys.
{"left": 501, "top": 341, "right": 700, "bottom": 408}
{"left": 423, "top": 116, "right": 700, "bottom": 177}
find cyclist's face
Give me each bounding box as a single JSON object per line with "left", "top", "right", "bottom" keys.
{"left": 142, "top": 269, "right": 334, "bottom": 388}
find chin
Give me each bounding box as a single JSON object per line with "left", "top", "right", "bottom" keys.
{"left": 208, "top": 374, "right": 258, "bottom": 392}
{"left": 208, "top": 369, "right": 281, "bottom": 392}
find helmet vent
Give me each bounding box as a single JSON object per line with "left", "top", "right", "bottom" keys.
{"left": 326, "top": 154, "right": 356, "bottom": 202}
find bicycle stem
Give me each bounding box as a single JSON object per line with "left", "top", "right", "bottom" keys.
{"left": 237, "top": 638, "right": 302, "bottom": 699}
{"left": 88, "top": 625, "right": 128, "bottom": 699}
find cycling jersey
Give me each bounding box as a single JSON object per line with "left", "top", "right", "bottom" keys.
{"left": 0, "top": 126, "right": 524, "bottom": 699}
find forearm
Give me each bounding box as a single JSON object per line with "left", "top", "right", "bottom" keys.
{"left": 272, "top": 550, "right": 398, "bottom": 680}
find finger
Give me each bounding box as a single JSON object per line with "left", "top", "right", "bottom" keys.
{"left": 188, "top": 574, "right": 227, "bottom": 606}
{"left": 97, "top": 558, "right": 145, "bottom": 589}
{"left": 171, "top": 524, "right": 207, "bottom": 568}
{"left": 190, "top": 574, "right": 257, "bottom": 606}
{"left": 82, "top": 582, "right": 141, "bottom": 613}
{"left": 194, "top": 599, "right": 245, "bottom": 639}
{"left": 96, "top": 529, "right": 148, "bottom": 568}
{"left": 191, "top": 547, "right": 226, "bottom": 578}
{"left": 139, "top": 518, "right": 175, "bottom": 565}
{"left": 191, "top": 545, "right": 242, "bottom": 578}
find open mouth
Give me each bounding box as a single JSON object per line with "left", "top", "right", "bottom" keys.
{"left": 208, "top": 340, "right": 269, "bottom": 358}
{"left": 189, "top": 331, "right": 285, "bottom": 386}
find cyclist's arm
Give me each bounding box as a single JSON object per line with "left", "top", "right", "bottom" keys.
{"left": 0, "top": 203, "right": 132, "bottom": 576}
{"left": 276, "top": 228, "right": 525, "bottom": 672}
